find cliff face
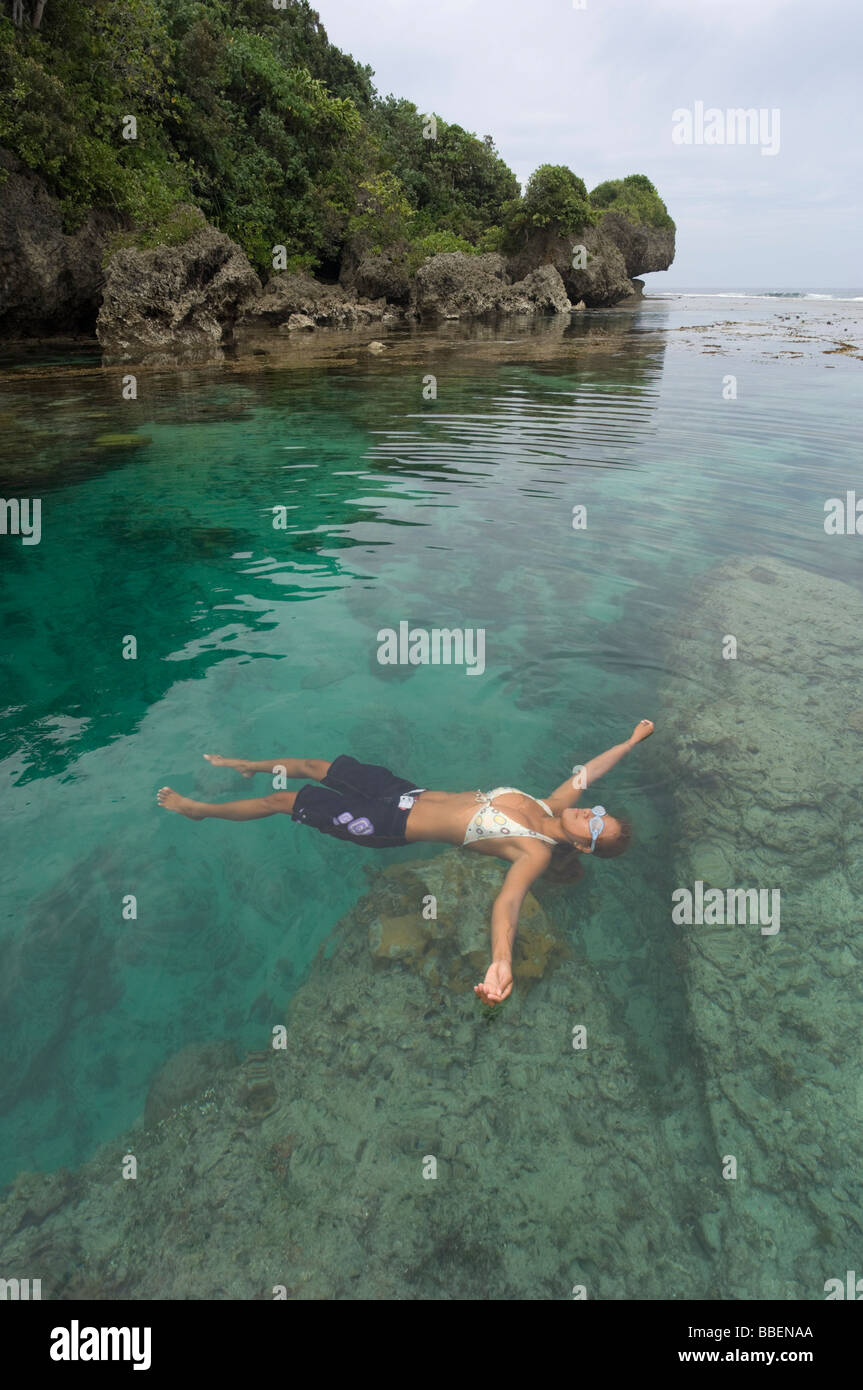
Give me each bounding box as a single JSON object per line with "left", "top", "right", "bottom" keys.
{"left": 598, "top": 210, "right": 676, "bottom": 279}
{"left": 0, "top": 150, "right": 121, "bottom": 337}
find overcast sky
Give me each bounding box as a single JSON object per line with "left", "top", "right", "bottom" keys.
{"left": 318, "top": 0, "right": 862, "bottom": 288}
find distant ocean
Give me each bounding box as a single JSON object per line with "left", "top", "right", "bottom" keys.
{"left": 650, "top": 287, "right": 863, "bottom": 302}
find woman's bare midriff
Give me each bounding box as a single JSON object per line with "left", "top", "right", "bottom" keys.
{"left": 404, "top": 787, "right": 554, "bottom": 848}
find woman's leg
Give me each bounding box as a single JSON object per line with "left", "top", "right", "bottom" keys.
{"left": 203, "top": 755, "right": 332, "bottom": 780}
{"left": 157, "top": 788, "right": 297, "bottom": 821}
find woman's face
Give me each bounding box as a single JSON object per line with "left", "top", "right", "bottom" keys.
{"left": 560, "top": 805, "right": 621, "bottom": 853}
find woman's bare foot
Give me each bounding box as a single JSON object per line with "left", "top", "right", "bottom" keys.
{"left": 158, "top": 787, "right": 206, "bottom": 819}
{"left": 203, "top": 754, "right": 254, "bottom": 778}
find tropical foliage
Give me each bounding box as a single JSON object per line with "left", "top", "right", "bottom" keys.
{"left": 0, "top": 1, "right": 673, "bottom": 272}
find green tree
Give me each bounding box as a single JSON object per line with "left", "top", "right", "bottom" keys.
{"left": 589, "top": 174, "right": 674, "bottom": 229}
{"left": 502, "top": 164, "right": 596, "bottom": 250}
{"left": 0, "top": 2, "right": 673, "bottom": 281}
{"left": 346, "top": 172, "right": 414, "bottom": 254}
{"left": 370, "top": 99, "right": 518, "bottom": 243}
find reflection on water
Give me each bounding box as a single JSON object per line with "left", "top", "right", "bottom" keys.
{"left": 0, "top": 303, "right": 860, "bottom": 1298}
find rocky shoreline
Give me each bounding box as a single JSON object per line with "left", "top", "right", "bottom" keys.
{"left": 1, "top": 150, "right": 674, "bottom": 366}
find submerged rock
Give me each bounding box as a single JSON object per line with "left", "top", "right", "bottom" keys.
{"left": 367, "top": 853, "right": 567, "bottom": 992}
{"left": 0, "top": 850, "right": 125, "bottom": 1119}
{"left": 90, "top": 433, "right": 152, "bottom": 450}
{"left": 663, "top": 555, "right": 863, "bottom": 1298}
{"left": 0, "top": 850, "right": 712, "bottom": 1300}
{"left": 145, "top": 1041, "right": 239, "bottom": 1127}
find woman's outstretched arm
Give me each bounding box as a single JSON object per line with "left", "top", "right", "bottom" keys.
{"left": 474, "top": 853, "right": 546, "bottom": 1006}
{"left": 545, "top": 719, "right": 654, "bottom": 813}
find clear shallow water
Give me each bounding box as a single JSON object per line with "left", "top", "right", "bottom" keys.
{"left": 1, "top": 301, "right": 861, "bottom": 1294}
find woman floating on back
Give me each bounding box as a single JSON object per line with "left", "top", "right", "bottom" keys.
{"left": 158, "top": 719, "right": 654, "bottom": 1006}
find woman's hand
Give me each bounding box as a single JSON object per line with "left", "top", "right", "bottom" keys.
{"left": 629, "top": 718, "right": 654, "bottom": 745}
{"left": 474, "top": 960, "right": 513, "bottom": 1006}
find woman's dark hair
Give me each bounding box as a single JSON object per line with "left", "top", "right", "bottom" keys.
{"left": 544, "top": 815, "right": 633, "bottom": 879}
{"left": 591, "top": 816, "right": 633, "bottom": 859}
{"left": 544, "top": 844, "right": 585, "bottom": 883}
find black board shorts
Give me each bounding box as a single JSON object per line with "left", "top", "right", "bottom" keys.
{"left": 291, "top": 755, "right": 425, "bottom": 849}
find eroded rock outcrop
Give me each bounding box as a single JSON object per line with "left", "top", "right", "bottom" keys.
{"left": 599, "top": 211, "right": 675, "bottom": 279}
{"left": 4, "top": 157, "right": 671, "bottom": 347}
{"left": 235, "top": 270, "right": 399, "bottom": 337}
{"left": 340, "top": 247, "right": 414, "bottom": 305}
{"left": 506, "top": 211, "right": 675, "bottom": 307}
{"left": 413, "top": 252, "right": 571, "bottom": 319}
{"left": 0, "top": 149, "right": 120, "bottom": 336}
{"left": 663, "top": 555, "right": 863, "bottom": 1298}
{"left": 96, "top": 224, "right": 262, "bottom": 364}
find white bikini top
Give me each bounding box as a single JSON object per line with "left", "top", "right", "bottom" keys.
{"left": 463, "top": 787, "right": 557, "bottom": 846}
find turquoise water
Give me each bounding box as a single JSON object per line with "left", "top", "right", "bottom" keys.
{"left": 1, "top": 301, "right": 861, "bottom": 1296}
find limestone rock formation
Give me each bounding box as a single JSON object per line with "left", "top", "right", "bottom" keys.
{"left": 509, "top": 264, "right": 574, "bottom": 314}
{"left": 599, "top": 211, "right": 675, "bottom": 279}
{"left": 236, "top": 271, "right": 396, "bottom": 335}
{"left": 340, "top": 247, "right": 413, "bottom": 305}
{"left": 506, "top": 211, "right": 675, "bottom": 307}
{"left": 2, "top": 155, "right": 670, "bottom": 343}
{"left": 413, "top": 252, "right": 571, "bottom": 319}
{"left": 96, "top": 224, "right": 262, "bottom": 364}
{"left": 0, "top": 149, "right": 120, "bottom": 337}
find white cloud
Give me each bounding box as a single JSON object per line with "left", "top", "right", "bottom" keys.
{"left": 319, "top": 0, "right": 863, "bottom": 284}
